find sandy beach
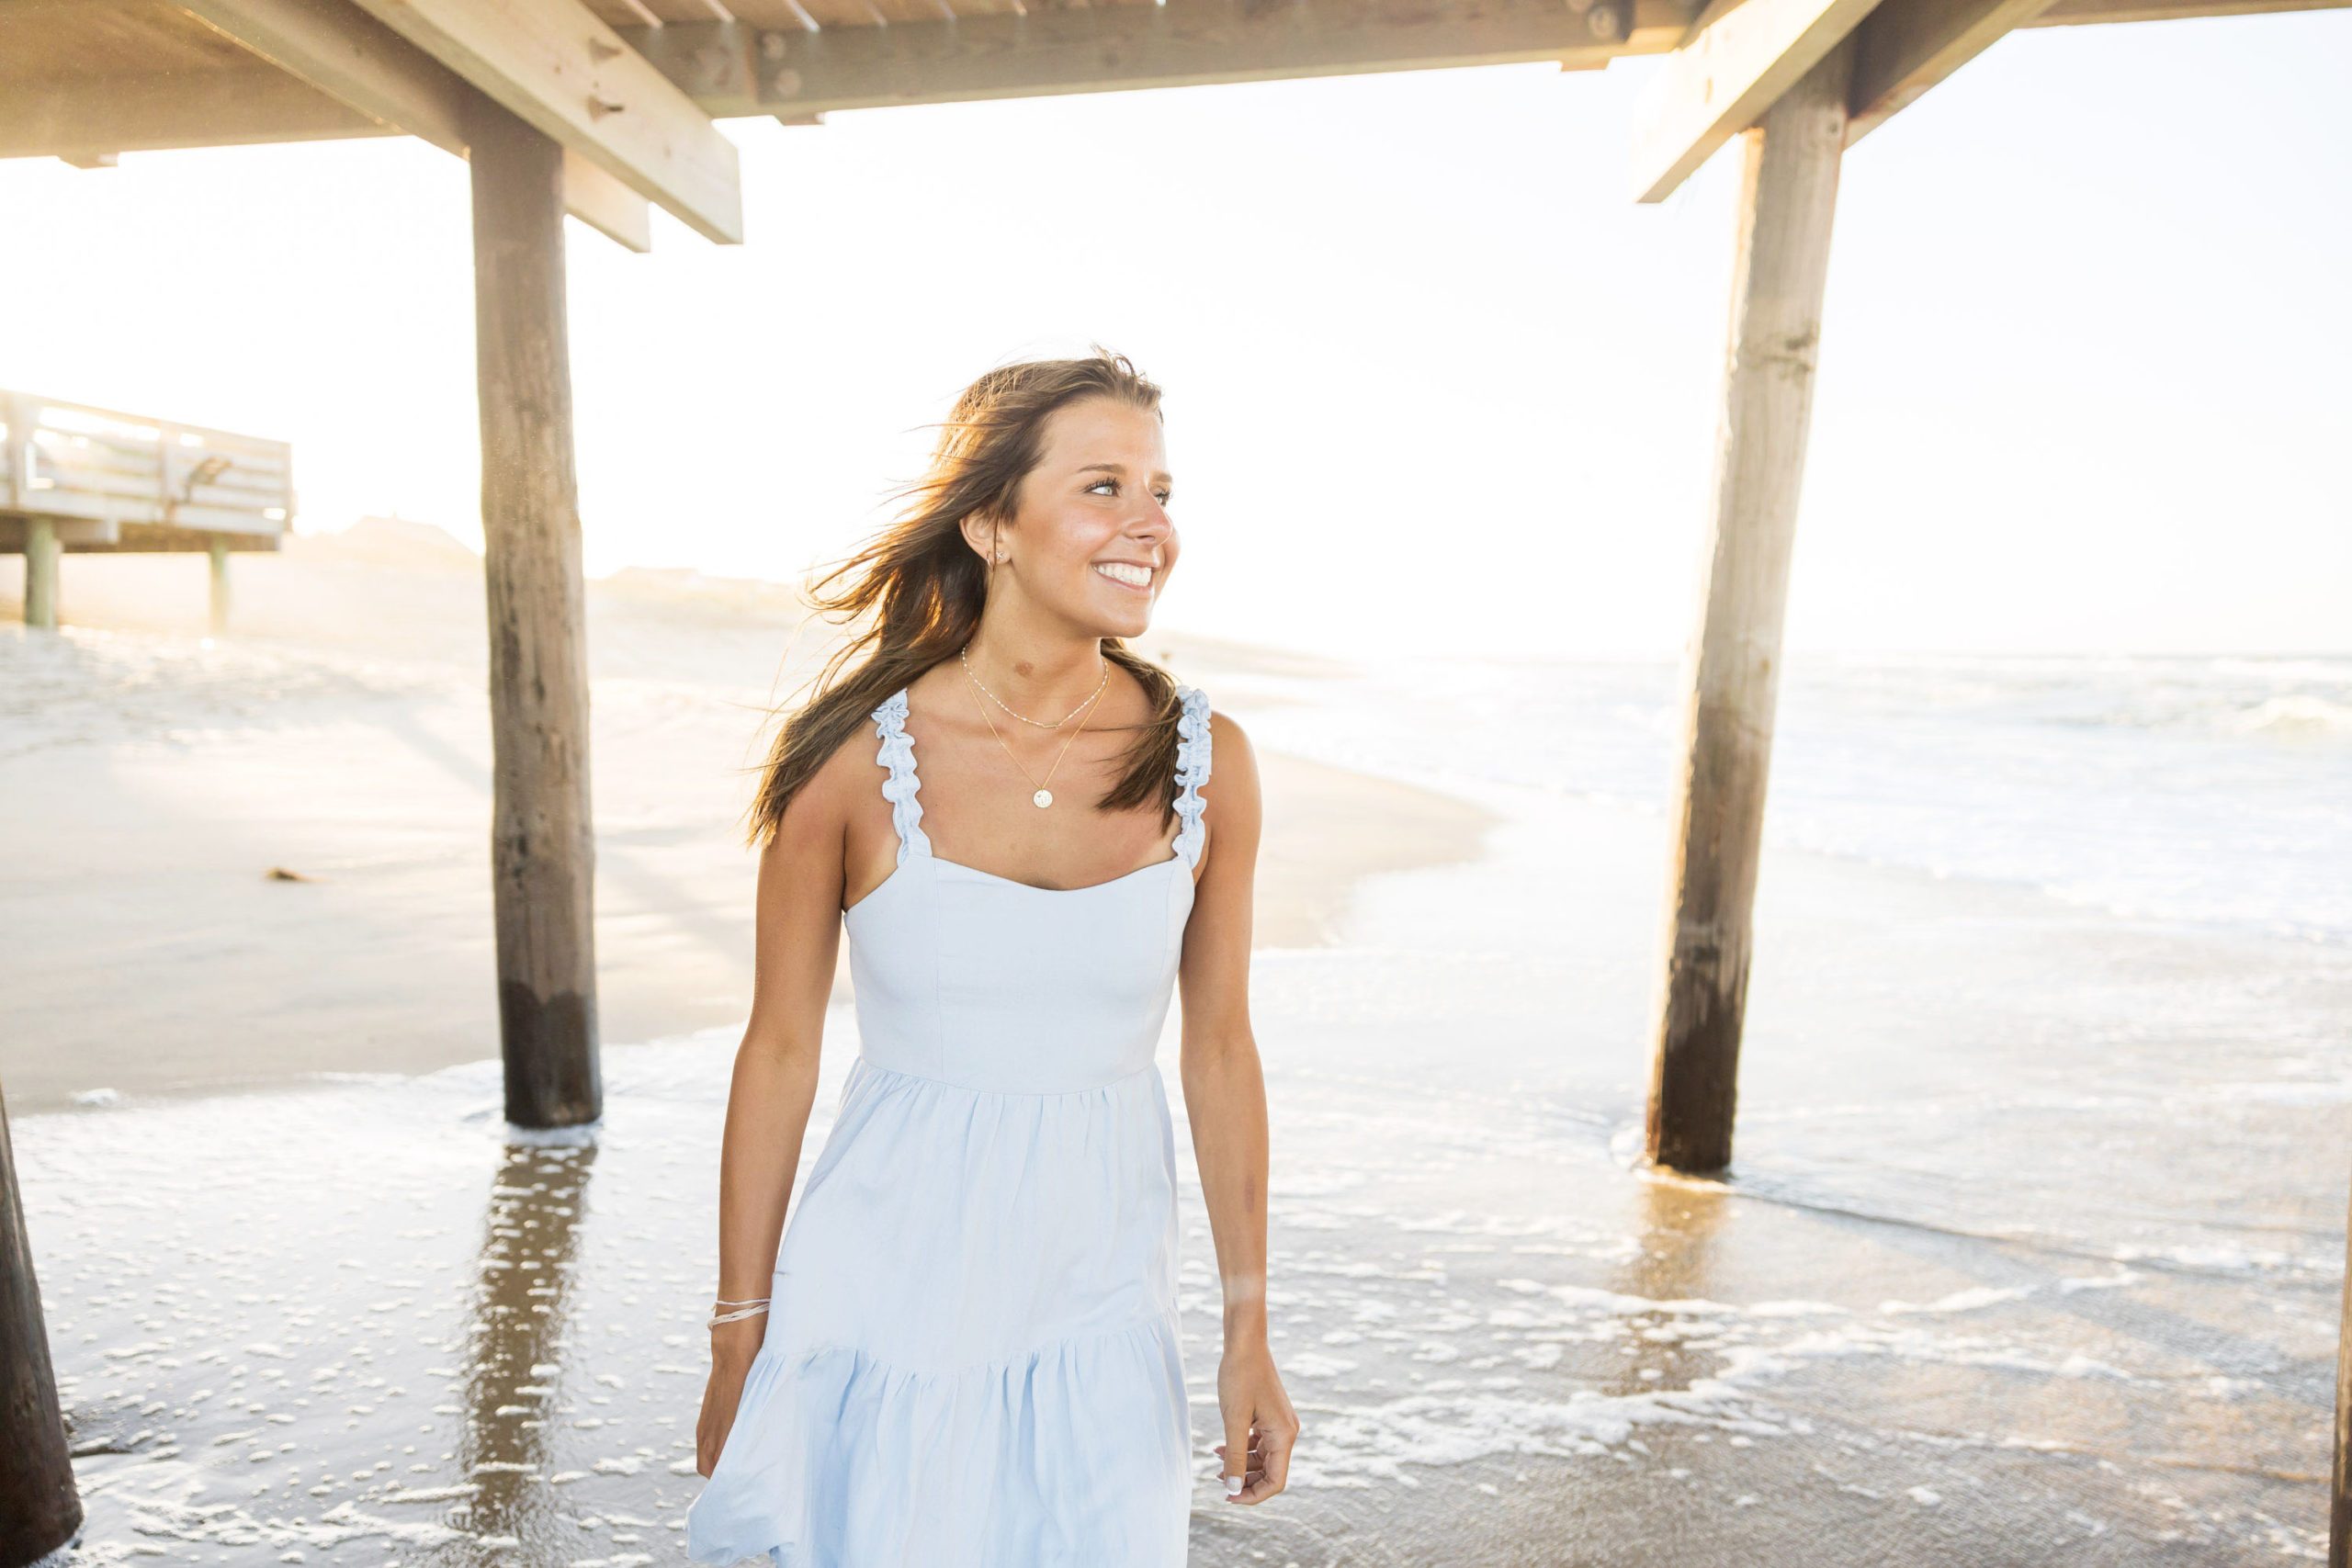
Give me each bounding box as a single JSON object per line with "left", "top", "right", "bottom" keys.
{"left": 6, "top": 536, "right": 2351, "bottom": 1565}
{"left": 0, "top": 529, "right": 1494, "bottom": 1111}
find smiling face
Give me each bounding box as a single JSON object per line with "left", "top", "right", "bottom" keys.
{"left": 967, "top": 397, "right": 1178, "bottom": 642}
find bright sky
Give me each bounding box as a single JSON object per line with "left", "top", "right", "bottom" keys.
{"left": 2, "top": 14, "right": 2345, "bottom": 659}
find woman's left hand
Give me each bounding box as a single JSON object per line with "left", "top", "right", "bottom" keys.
{"left": 1214, "top": 1337, "right": 1300, "bottom": 1504}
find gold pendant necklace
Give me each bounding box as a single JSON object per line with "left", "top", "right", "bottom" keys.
{"left": 964, "top": 666, "right": 1104, "bottom": 807}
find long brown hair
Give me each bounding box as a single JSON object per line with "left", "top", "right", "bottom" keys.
{"left": 749, "top": 351, "right": 1186, "bottom": 847}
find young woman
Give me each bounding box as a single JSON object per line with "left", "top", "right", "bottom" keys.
{"left": 685, "top": 353, "right": 1299, "bottom": 1564}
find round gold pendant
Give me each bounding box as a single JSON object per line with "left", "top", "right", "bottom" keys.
{"left": 1032, "top": 789, "right": 1054, "bottom": 808}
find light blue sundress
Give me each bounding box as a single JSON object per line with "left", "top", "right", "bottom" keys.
{"left": 687, "top": 682, "right": 1214, "bottom": 1566}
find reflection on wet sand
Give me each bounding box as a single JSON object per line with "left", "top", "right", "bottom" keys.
{"left": 447, "top": 1145, "right": 596, "bottom": 1567}
{"left": 1603, "top": 1175, "right": 1731, "bottom": 1400}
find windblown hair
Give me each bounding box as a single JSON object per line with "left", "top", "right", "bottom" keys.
{"left": 748, "top": 351, "right": 1186, "bottom": 847}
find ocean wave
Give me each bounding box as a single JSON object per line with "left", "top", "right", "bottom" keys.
{"left": 1232, "top": 650, "right": 2352, "bottom": 944}
{"left": 2226, "top": 694, "right": 2352, "bottom": 736}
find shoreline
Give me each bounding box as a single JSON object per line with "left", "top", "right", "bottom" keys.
{"left": 0, "top": 728, "right": 1495, "bottom": 1115}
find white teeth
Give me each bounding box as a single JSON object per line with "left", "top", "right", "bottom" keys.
{"left": 1094, "top": 562, "right": 1151, "bottom": 588}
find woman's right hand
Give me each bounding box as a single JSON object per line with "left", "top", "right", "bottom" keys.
{"left": 695, "top": 1319, "right": 767, "bottom": 1478}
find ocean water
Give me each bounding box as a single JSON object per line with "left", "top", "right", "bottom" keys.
{"left": 1212, "top": 650, "right": 2352, "bottom": 945}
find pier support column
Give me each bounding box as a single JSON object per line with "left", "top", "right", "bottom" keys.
{"left": 1645, "top": 42, "right": 1853, "bottom": 1175}
{"left": 22, "top": 517, "right": 59, "bottom": 631}
{"left": 2333, "top": 1175, "right": 2352, "bottom": 1564}
{"left": 468, "top": 98, "right": 600, "bottom": 1131}
{"left": 0, "top": 1089, "right": 81, "bottom": 1568}
{"left": 207, "top": 536, "right": 232, "bottom": 637}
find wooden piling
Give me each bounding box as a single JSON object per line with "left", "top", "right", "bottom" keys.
{"left": 2333, "top": 1170, "right": 2352, "bottom": 1565}
{"left": 207, "top": 536, "right": 232, "bottom": 637}
{"left": 0, "top": 1089, "right": 81, "bottom": 1568}
{"left": 22, "top": 517, "right": 59, "bottom": 631}
{"left": 1645, "top": 40, "right": 1854, "bottom": 1175}
{"left": 467, "top": 98, "right": 601, "bottom": 1131}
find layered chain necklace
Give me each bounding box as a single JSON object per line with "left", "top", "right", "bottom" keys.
{"left": 960, "top": 645, "right": 1108, "bottom": 728}
{"left": 958, "top": 644, "right": 1110, "bottom": 808}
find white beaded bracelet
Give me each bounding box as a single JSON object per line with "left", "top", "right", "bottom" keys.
{"left": 707, "top": 1297, "right": 771, "bottom": 1329}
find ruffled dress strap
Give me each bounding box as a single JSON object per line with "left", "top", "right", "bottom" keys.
{"left": 1172, "top": 684, "right": 1212, "bottom": 868}
{"left": 870, "top": 687, "right": 932, "bottom": 866}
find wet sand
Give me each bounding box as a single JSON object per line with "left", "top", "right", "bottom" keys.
{"left": 10, "top": 536, "right": 2350, "bottom": 1565}
{"left": 20, "top": 775, "right": 2349, "bottom": 1566}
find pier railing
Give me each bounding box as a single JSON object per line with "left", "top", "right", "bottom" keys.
{"left": 0, "top": 389, "right": 294, "bottom": 547}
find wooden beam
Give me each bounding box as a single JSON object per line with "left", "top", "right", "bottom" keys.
{"left": 6, "top": 0, "right": 2324, "bottom": 188}
{"left": 0, "top": 67, "right": 384, "bottom": 162}
{"left": 0, "top": 1089, "right": 81, "bottom": 1568}
{"left": 184, "top": 0, "right": 654, "bottom": 250}
{"left": 616, "top": 0, "right": 1688, "bottom": 121}
{"left": 560, "top": 149, "right": 651, "bottom": 250}
{"left": 563, "top": 0, "right": 2352, "bottom": 126}
{"left": 1845, "top": 0, "right": 2056, "bottom": 144}
{"left": 595, "top": 0, "right": 2346, "bottom": 122}
{"left": 181, "top": 0, "right": 471, "bottom": 153}
{"left": 2, "top": 523, "right": 278, "bottom": 556}
{"left": 1630, "top": 0, "right": 1884, "bottom": 203}
{"left": 467, "top": 97, "right": 604, "bottom": 1131}
{"left": 345, "top": 0, "right": 742, "bottom": 243}
{"left": 1645, "top": 40, "right": 1854, "bottom": 1175}
{"left": 36, "top": 519, "right": 119, "bottom": 549}
{"left": 2028, "top": 0, "right": 2346, "bottom": 21}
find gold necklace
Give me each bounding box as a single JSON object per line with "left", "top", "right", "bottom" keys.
{"left": 959, "top": 643, "right": 1109, "bottom": 729}
{"left": 964, "top": 666, "right": 1105, "bottom": 808}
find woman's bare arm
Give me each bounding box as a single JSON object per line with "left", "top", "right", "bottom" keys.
{"left": 695, "top": 752, "right": 852, "bottom": 1476}
{"left": 1177, "top": 711, "right": 1299, "bottom": 1502}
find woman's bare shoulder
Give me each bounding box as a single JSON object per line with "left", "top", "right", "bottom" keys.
{"left": 767, "top": 712, "right": 885, "bottom": 845}
{"left": 1202, "top": 707, "right": 1260, "bottom": 806}
{"left": 1203, "top": 705, "right": 1253, "bottom": 758}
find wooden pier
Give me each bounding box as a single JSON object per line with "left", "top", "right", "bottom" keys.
{"left": 1, "top": 0, "right": 2344, "bottom": 1556}
{"left": 2, "top": 389, "right": 293, "bottom": 635}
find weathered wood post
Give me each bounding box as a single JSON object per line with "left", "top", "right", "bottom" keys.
{"left": 2333, "top": 1175, "right": 2352, "bottom": 1565}
{"left": 22, "top": 518, "right": 59, "bottom": 631}
{"left": 0, "top": 1089, "right": 81, "bottom": 1568}
{"left": 1645, "top": 41, "right": 1854, "bottom": 1175}
{"left": 207, "top": 536, "right": 232, "bottom": 637}
{"left": 467, "top": 98, "right": 601, "bottom": 1131}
